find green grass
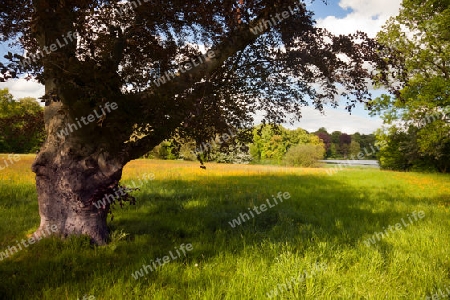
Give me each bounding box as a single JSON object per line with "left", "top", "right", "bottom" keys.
{"left": 0, "top": 156, "right": 449, "bottom": 299}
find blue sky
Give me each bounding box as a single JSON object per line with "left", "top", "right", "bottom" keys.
{"left": 0, "top": 0, "right": 403, "bottom": 134}
{"left": 282, "top": 0, "right": 403, "bottom": 134}
{"left": 310, "top": 0, "right": 353, "bottom": 19}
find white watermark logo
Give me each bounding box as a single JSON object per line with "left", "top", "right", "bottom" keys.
{"left": 151, "top": 50, "right": 216, "bottom": 88}
{"left": 0, "top": 225, "right": 58, "bottom": 261}
{"left": 92, "top": 173, "right": 155, "bottom": 209}
{"left": 228, "top": 192, "right": 291, "bottom": 228}
{"left": 250, "top": 1, "right": 306, "bottom": 35}
{"left": 56, "top": 102, "right": 118, "bottom": 139}
{"left": 364, "top": 211, "right": 425, "bottom": 247}
{"left": 194, "top": 127, "right": 237, "bottom": 155}
{"left": 0, "top": 154, "right": 20, "bottom": 171}
{"left": 19, "top": 31, "right": 78, "bottom": 68}
{"left": 325, "top": 141, "right": 387, "bottom": 176}
{"left": 425, "top": 284, "right": 450, "bottom": 299}
{"left": 77, "top": 295, "right": 95, "bottom": 300}
{"left": 131, "top": 243, "right": 193, "bottom": 280}
{"left": 266, "top": 262, "right": 328, "bottom": 298}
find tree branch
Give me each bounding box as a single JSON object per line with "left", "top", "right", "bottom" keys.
{"left": 122, "top": 1, "right": 307, "bottom": 160}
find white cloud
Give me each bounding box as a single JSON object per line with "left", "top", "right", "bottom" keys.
{"left": 295, "top": 0, "right": 402, "bottom": 133}
{"left": 284, "top": 106, "right": 383, "bottom": 134}
{"left": 0, "top": 78, "right": 45, "bottom": 100}
{"left": 316, "top": 0, "right": 403, "bottom": 37}
{"left": 254, "top": 104, "right": 382, "bottom": 134}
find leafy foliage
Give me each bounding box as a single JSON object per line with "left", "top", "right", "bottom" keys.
{"left": 372, "top": 0, "right": 450, "bottom": 173}
{"left": 145, "top": 126, "right": 377, "bottom": 166}
{"left": 249, "top": 125, "right": 321, "bottom": 164}
{"left": 0, "top": 89, "right": 44, "bottom": 153}
{"left": 283, "top": 143, "right": 325, "bottom": 167}
{"left": 313, "top": 128, "right": 376, "bottom": 159}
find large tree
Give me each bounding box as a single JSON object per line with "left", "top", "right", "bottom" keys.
{"left": 0, "top": 0, "right": 379, "bottom": 243}
{"left": 372, "top": 0, "right": 450, "bottom": 172}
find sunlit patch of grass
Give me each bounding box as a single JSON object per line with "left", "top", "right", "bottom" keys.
{"left": 0, "top": 155, "right": 449, "bottom": 299}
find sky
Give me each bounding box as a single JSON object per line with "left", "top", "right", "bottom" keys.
{"left": 286, "top": 0, "right": 403, "bottom": 134}
{"left": 0, "top": 0, "right": 403, "bottom": 134}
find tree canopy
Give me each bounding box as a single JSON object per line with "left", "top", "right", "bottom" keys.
{"left": 372, "top": 0, "right": 450, "bottom": 172}
{"left": 1, "top": 0, "right": 380, "bottom": 159}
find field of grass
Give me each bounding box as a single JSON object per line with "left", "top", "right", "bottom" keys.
{"left": 0, "top": 154, "right": 449, "bottom": 299}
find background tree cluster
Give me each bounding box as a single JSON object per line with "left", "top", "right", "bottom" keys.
{"left": 249, "top": 125, "right": 324, "bottom": 165}
{"left": 0, "top": 87, "right": 378, "bottom": 167}
{"left": 313, "top": 127, "right": 376, "bottom": 159}
{"left": 372, "top": 0, "right": 450, "bottom": 173}
{"left": 145, "top": 133, "right": 252, "bottom": 165}
{"left": 0, "top": 89, "right": 45, "bottom": 153}
{"left": 144, "top": 125, "right": 378, "bottom": 167}
{"left": 0, "top": 86, "right": 378, "bottom": 167}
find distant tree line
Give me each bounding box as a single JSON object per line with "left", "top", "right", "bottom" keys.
{"left": 313, "top": 127, "right": 377, "bottom": 160}
{"left": 144, "top": 125, "right": 379, "bottom": 167}
{"left": 0, "top": 88, "right": 378, "bottom": 167}
{"left": 249, "top": 125, "right": 324, "bottom": 166}
{"left": 3, "top": 84, "right": 446, "bottom": 173}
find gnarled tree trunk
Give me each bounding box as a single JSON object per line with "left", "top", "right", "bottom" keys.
{"left": 32, "top": 101, "right": 125, "bottom": 245}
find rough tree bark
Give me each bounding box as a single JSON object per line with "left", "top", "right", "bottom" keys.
{"left": 31, "top": 99, "right": 125, "bottom": 244}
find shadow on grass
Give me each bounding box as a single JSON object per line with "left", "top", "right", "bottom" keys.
{"left": 0, "top": 172, "right": 443, "bottom": 299}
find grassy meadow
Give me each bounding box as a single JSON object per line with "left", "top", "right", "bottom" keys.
{"left": 0, "top": 154, "right": 449, "bottom": 299}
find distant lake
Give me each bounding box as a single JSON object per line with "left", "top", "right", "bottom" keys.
{"left": 319, "top": 160, "right": 379, "bottom": 166}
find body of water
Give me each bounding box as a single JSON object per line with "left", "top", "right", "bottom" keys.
{"left": 319, "top": 160, "right": 379, "bottom": 166}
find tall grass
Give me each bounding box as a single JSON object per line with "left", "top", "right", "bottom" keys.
{"left": 0, "top": 155, "right": 449, "bottom": 299}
